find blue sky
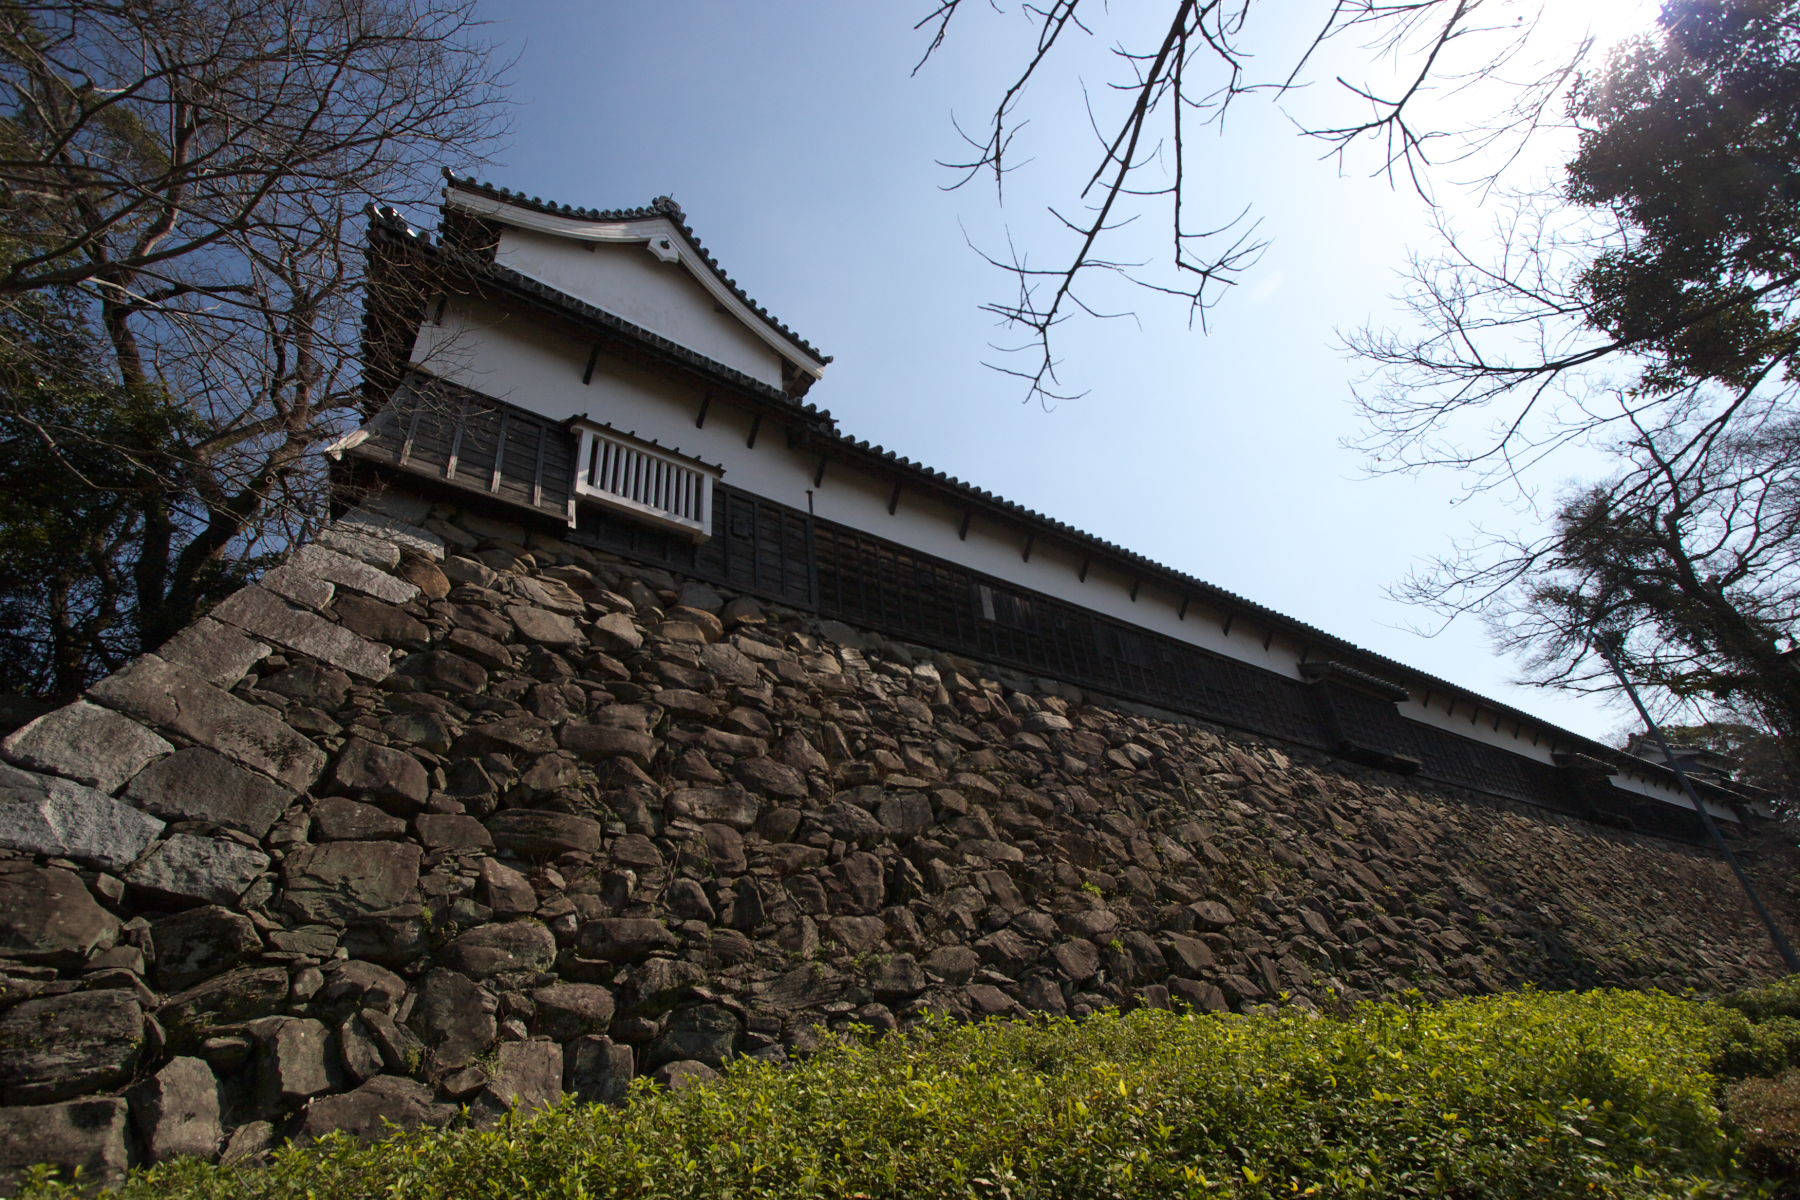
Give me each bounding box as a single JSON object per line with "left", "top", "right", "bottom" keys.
{"left": 457, "top": 1, "right": 1662, "bottom": 742}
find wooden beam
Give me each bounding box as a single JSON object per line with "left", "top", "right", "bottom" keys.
{"left": 1177, "top": 596, "right": 1189, "bottom": 621}
{"left": 745, "top": 412, "right": 762, "bottom": 449}
{"left": 1128, "top": 579, "right": 1140, "bottom": 602}
{"left": 1078, "top": 556, "right": 1090, "bottom": 582}
{"left": 1021, "top": 533, "right": 1035, "bottom": 562}
{"left": 887, "top": 481, "right": 902, "bottom": 515}
{"left": 1222, "top": 612, "right": 1235, "bottom": 636}
{"left": 1262, "top": 628, "right": 1274, "bottom": 651}
{"left": 582, "top": 345, "right": 600, "bottom": 385}
{"left": 813, "top": 456, "right": 828, "bottom": 488}
{"left": 958, "top": 509, "right": 972, "bottom": 541}
{"left": 694, "top": 393, "right": 711, "bottom": 428}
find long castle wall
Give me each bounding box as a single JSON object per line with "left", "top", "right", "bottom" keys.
{"left": 0, "top": 491, "right": 1794, "bottom": 1190}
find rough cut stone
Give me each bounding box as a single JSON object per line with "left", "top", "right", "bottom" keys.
{"left": 290, "top": 543, "right": 421, "bottom": 604}
{"left": 561, "top": 723, "right": 655, "bottom": 765}
{"left": 155, "top": 616, "right": 269, "bottom": 688}
{"left": 0, "top": 989, "right": 143, "bottom": 1103}
{"left": 532, "top": 983, "right": 616, "bottom": 1039}
{"left": 666, "top": 787, "right": 759, "bottom": 830}
{"left": 479, "top": 1040, "right": 563, "bottom": 1112}
{"left": 577, "top": 918, "right": 677, "bottom": 961}
{"left": 150, "top": 905, "right": 262, "bottom": 990}
{"left": 330, "top": 739, "right": 429, "bottom": 814}
{"left": 415, "top": 812, "right": 493, "bottom": 851}
{"left": 590, "top": 611, "right": 643, "bottom": 653}
{"left": 0, "top": 1098, "right": 130, "bottom": 1192}
{"left": 314, "top": 796, "right": 408, "bottom": 841}
{"left": 485, "top": 809, "right": 603, "bottom": 858}
{"left": 0, "top": 863, "right": 119, "bottom": 966}
{"left": 210, "top": 586, "right": 392, "bottom": 680}
{"left": 477, "top": 858, "right": 536, "bottom": 914}
{"left": 90, "top": 655, "right": 326, "bottom": 790}
{"left": 507, "top": 604, "right": 584, "bottom": 647}
{"left": 336, "top": 510, "right": 447, "bottom": 561}
{"left": 331, "top": 593, "right": 431, "bottom": 648}
{"left": 0, "top": 763, "right": 163, "bottom": 869}
{"left": 395, "top": 649, "right": 489, "bottom": 693}
{"left": 252, "top": 1017, "right": 337, "bottom": 1110}
{"left": 651, "top": 1059, "right": 719, "bottom": 1091}
{"left": 281, "top": 841, "right": 423, "bottom": 923}
{"left": 565, "top": 1035, "right": 634, "bottom": 1103}
{"left": 296, "top": 1076, "right": 455, "bottom": 1143}
{"left": 1, "top": 700, "right": 171, "bottom": 793}
{"left": 127, "top": 833, "right": 270, "bottom": 905}
{"left": 125, "top": 746, "right": 294, "bottom": 838}
{"left": 129, "top": 1055, "right": 221, "bottom": 1163}
{"left": 258, "top": 564, "right": 335, "bottom": 610}
{"left": 443, "top": 920, "right": 556, "bottom": 978}
{"left": 411, "top": 969, "right": 496, "bottom": 1071}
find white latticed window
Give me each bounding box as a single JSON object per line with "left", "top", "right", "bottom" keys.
{"left": 569, "top": 419, "right": 719, "bottom": 539}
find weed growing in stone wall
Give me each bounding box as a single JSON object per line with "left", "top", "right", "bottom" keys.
{"left": 15, "top": 987, "right": 1767, "bottom": 1199}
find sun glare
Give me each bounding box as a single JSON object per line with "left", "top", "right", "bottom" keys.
{"left": 1543, "top": 0, "right": 1665, "bottom": 52}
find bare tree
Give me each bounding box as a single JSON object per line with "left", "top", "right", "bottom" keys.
{"left": 0, "top": 0, "right": 505, "bottom": 698}
{"left": 917, "top": 0, "right": 1602, "bottom": 403}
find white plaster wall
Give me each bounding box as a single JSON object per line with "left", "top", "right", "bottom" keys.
{"left": 410, "top": 297, "right": 1725, "bottom": 821}
{"left": 493, "top": 227, "right": 787, "bottom": 389}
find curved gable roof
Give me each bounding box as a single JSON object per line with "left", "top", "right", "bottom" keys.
{"left": 443, "top": 172, "right": 830, "bottom": 384}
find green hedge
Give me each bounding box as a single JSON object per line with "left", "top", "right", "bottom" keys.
{"left": 21, "top": 989, "right": 1762, "bottom": 1199}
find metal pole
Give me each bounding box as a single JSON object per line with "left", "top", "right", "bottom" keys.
{"left": 1594, "top": 637, "right": 1800, "bottom": 972}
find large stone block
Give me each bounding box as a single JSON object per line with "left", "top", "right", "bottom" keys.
{"left": 149, "top": 905, "right": 262, "bottom": 990}
{"left": 89, "top": 655, "right": 326, "bottom": 790}
{"left": 0, "top": 989, "right": 143, "bottom": 1103}
{"left": 0, "top": 863, "right": 119, "bottom": 967}
{"left": 154, "top": 616, "right": 270, "bottom": 688}
{"left": 478, "top": 1040, "right": 563, "bottom": 1113}
{"left": 565, "top": 1035, "right": 634, "bottom": 1104}
{"left": 330, "top": 739, "right": 429, "bottom": 814}
{"left": 443, "top": 920, "right": 557, "bottom": 979}
{"left": 335, "top": 509, "right": 447, "bottom": 562}
{"left": 289, "top": 543, "right": 421, "bottom": 605}
{"left": 666, "top": 787, "right": 760, "bottom": 830}
{"left": 281, "top": 841, "right": 423, "bottom": 924}
{"left": 1, "top": 700, "right": 171, "bottom": 793}
{"left": 129, "top": 1056, "right": 221, "bottom": 1163}
{"left": 485, "top": 809, "right": 603, "bottom": 858}
{"left": 410, "top": 969, "right": 496, "bottom": 1072}
{"left": 125, "top": 746, "right": 294, "bottom": 838}
{"left": 209, "top": 586, "right": 392, "bottom": 681}
{"left": 127, "top": 833, "right": 270, "bottom": 906}
{"left": 0, "top": 1098, "right": 130, "bottom": 1193}
{"left": 251, "top": 1017, "right": 338, "bottom": 1112}
{"left": 0, "top": 763, "right": 163, "bottom": 870}
{"left": 295, "top": 1076, "right": 455, "bottom": 1143}
{"left": 160, "top": 967, "right": 292, "bottom": 1046}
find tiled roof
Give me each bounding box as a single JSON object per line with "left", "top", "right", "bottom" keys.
{"left": 444, "top": 172, "right": 831, "bottom": 367}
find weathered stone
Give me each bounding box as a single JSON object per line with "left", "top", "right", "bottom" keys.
{"left": 666, "top": 786, "right": 759, "bottom": 830}
{"left": 877, "top": 792, "right": 934, "bottom": 838}
{"left": 565, "top": 1035, "right": 634, "bottom": 1104}
{"left": 155, "top": 617, "right": 269, "bottom": 688}
{"left": 289, "top": 543, "right": 421, "bottom": 605}
{"left": 590, "top": 611, "right": 643, "bottom": 653}
{"left": 341, "top": 906, "right": 429, "bottom": 966}
{"left": 576, "top": 918, "right": 677, "bottom": 961}
{"left": 89, "top": 655, "right": 326, "bottom": 789}
{"left": 125, "top": 747, "right": 294, "bottom": 838}
{"left": 335, "top": 510, "right": 446, "bottom": 562}
{"left": 836, "top": 851, "right": 887, "bottom": 912}
{"left": 313, "top": 796, "right": 407, "bottom": 841}
{"left": 330, "top": 738, "right": 429, "bottom": 814}
{"left": 258, "top": 564, "right": 335, "bottom": 610}
{"left": 394, "top": 649, "right": 489, "bottom": 693}
{"left": 0, "top": 989, "right": 143, "bottom": 1102}
{"left": 652, "top": 1059, "right": 720, "bottom": 1090}
{"left": 415, "top": 812, "right": 494, "bottom": 852}
{"left": 161, "top": 967, "right": 291, "bottom": 1044}
{"left": 149, "top": 906, "right": 261, "bottom": 990}
{"left": 655, "top": 689, "right": 717, "bottom": 720}
{"left": 507, "top": 604, "right": 584, "bottom": 647}
{"left": 317, "top": 960, "right": 408, "bottom": 1015}
{"left": 617, "top": 957, "right": 705, "bottom": 1015}
{"left": 1162, "top": 933, "right": 1216, "bottom": 975}
{"left": 296, "top": 1076, "right": 455, "bottom": 1143}
{"left": 647, "top": 1004, "right": 739, "bottom": 1070}
{"left": 2, "top": 700, "right": 171, "bottom": 793}
{"left": 445, "top": 628, "right": 514, "bottom": 670}
{"left": 0, "top": 763, "right": 164, "bottom": 869}
{"left": 1189, "top": 900, "right": 1236, "bottom": 930}
{"left": 411, "top": 969, "right": 495, "bottom": 1071}
{"left": 251, "top": 1017, "right": 338, "bottom": 1110}
{"left": 458, "top": 715, "right": 555, "bottom": 756}
{"left": 480, "top": 1040, "right": 563, "bottom": 1112}
{"left": 261, "top": 660, "right": 354, "bottom": 708}
{"left": 923, "top": 945, "right": 982, "bottom": 984}
{"left": 0, "top": 1098, "right": 130, "bottom": 1192}
{"left": 872, "top": 953, "right": 928, "bottom": 999}
{"left": 281, "top": 841, "right": 423, "bottom": 923}
{"left": 444, "top": 920, "right": 556, "bottom": 978}
{"left": 561, "top": 723, "right": 655, "bottom": 765}
{"left": 210, "top": 586, "right": 392, "bottom": 680}
{"left": 733, "top": 756, "right": 808, "bottom": 799}
{"left": 486, "top": 809, "right": 603, "bottom": 858}
{"left": 1051, "top": 939, "right": 1102, "bottom": 982}
{"left": 531, "top": 983, "right": 615, "bottom": 1039}
{"left": 128, "top": 833, "right": 270, "bottom": 905}
{"left": 331, "top": 592, "right": 431, "bottom": 647}
{"left": 0, "top": 863, "right": 119, "bottom": 967}
{"left": 478, "top": 858, "right": 536, "bottom": 915}
{"left": 129, "top": 1055, "right": 221, "bottom": 1163}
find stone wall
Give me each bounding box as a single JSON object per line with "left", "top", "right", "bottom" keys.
{"left": 1, "top": 493, "right": 1794, "bottom": 1190}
